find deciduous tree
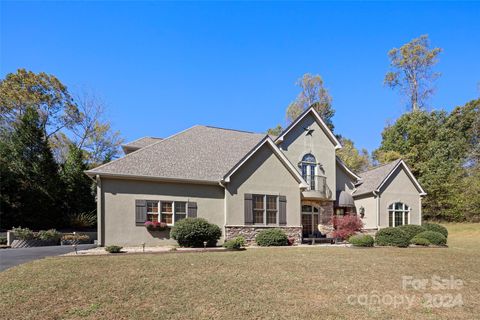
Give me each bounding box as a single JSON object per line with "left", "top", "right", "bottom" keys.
{"left": 286, "top": 74, "right": 335, "bottom": 129}
{"left": 384, "top": 35, "right": 442, "bottom": 111}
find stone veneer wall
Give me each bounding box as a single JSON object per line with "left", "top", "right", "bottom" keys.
{"left": 225, "top": 226, "right": 302, "bottom": 245}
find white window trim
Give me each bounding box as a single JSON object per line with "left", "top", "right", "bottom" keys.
{"left": 388, "top": 202, "right": 411, "bottom": 227}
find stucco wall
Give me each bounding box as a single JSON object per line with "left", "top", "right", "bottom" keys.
{"left": 378, "top": 167, "right": 422, "bottom": 227}
{"left": 279, "top": 113, "right": 337, "bottom": 200}
{"left": 353, "top": 194, "right": 377, "bottom": 229}
{"left": 225, "top": 144, "right": 302, "bottom": 226}
{"left": 336, "top": 165, "right": 356, "bottom": 194}
{"left": 100, "top": 178, "right": 224, "bottom": 246}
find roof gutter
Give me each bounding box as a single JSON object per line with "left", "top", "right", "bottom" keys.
{"left": 84, "top": 171, "right": 220, "bottom": 186}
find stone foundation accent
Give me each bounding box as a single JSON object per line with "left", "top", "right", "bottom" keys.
{"left": 225, "top": 226, "right": 302, "bottom": 245}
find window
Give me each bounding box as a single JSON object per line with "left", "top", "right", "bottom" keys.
{"left": 266, "top": 196, "right": 278, "bottom": 224}
{"left": 161, "top": 201, "right": 173, "bottom": 224}
{"left": 301, "top": 154, "right": 317, "bottom": 190}
{"left": 253, "top": 195, "right": 264, "bottom": 224}
{"left": 253, "top": 194, "right": 278, "bottom": 225}
{"left": 388, "top": 202, "right": 410, "bottom": 227}
{"left": 146, "top": 201, "right": 159, "bottom": 222}
{"left": 175, "top": 202, "right": 187, "bottom": 222}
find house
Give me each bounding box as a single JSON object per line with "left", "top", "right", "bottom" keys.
{"left": 86, "top": 107, "right": 426, "bottom": 246}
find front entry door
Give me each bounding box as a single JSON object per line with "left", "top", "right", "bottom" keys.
{"left": 301, "top": 204, "right": 319, "bottom": 237}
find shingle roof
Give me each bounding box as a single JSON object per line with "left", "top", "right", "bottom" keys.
{"left": 122, "top": 137, "right": 163, "bottom": 152}
{"left": 87, "top": 125, "right": 266, "bottom": 182}
{"left": 353, "top": 159, "right": 402, "bottom": 196}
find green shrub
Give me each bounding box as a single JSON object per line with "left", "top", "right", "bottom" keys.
{"left": 397, "top": 225, "right": 426, "bottom": 240}
{"left": 170, "top": 218, "right": 222, "bottom": 247}
{"left": 37, "top": 229, "right": 61, "bottom": 242}
{"left": 12, "top": 227, "right": 35, "bottom": 240}
{"left": 0, "top": 236, "right": 7, "bottom": 245}
{"left": 375, "top": 227, "right": 410, "bottom": 247}
{"left": 255, "top": 229, "right": 288, "bottom": 246}
{"left": 410, "top": 237, "right": 431, "bottom": 246}
{"left": 105, "top": 245, "right": 123, "bottom": 253}
{"left": 223, "top": 236, "right": 245, "bottom": 250}
{"left": 348, "top": 234, "right": 374, "bottom": 247}
{"left": 413, "top": 231, "right": 447, "bottom": 246}
{"left": 423, "top": 223, "right": 448, "bottom": 238}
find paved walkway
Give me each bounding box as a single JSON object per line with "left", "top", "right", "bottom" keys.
{"left": 0, "top": 244, "right": 96, "bottom": 272}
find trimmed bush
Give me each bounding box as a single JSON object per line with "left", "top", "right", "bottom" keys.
{"left": 397, "top": 224, "right": 426, "bottom": 240}
{"left": 423, "top": 223, "right": 448, "bottom": 238}
{"left": 170, "top": 218, "right": 222, "bottom": 247}
{"left": 223, "top": 236, "right": 245, "bottom": 250}
{"left": 375, "top": 227, "right": 410, "bottom": 247}
{"left": 255, "top": 229, "right": 288, "bottom": 246}
{"left": 410, "top": 237, "right": 431, "bottom": 246}
{"left": 413, "top": 231, "right": 447, "bottom": 246}
{"left": 348, "top": 234, "right": 374, "bottom": 247}
{"left": 105, "top": 245, "right": 123, "bottom": 253}
{"left": 331, "top": 215, "right": 364, "bottom": 240}
{"left": 0, "top": 236, "right": 7, "bottom": 245}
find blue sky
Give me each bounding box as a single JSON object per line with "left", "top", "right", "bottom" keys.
{"left": 1, "top": 1, "right": 479, "bottom": 152}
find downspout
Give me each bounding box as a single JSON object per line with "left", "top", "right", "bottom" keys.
{"left": 96, "top": 175, "right": 104, "bottom": 246}
{"left": 373, "top": 190, "right": 380, "bottom": 229}
{"left": 219, "top": 180, "right": 227, "bottom": 242}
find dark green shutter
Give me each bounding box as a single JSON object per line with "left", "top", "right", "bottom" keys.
{"left": 244, "top": 193, "right": 253, "bottom": 225}
{"left": 187, "top": 202, "right": 197, "bottom": 218}
{"left": 135, "top": 200, "right": 147, "bottom": 225}
{"left": 279, "top": 196, "right": 287, "bottom": 225}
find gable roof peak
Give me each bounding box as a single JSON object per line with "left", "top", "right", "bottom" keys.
{"left": 274, "top": 106, "right": 342, "bottom": 149}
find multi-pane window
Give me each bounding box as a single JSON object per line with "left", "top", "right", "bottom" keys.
{"left": 253, "top": 194, "right": 278, "bottom": 225}
{"left": 388, "top": 202, "right": 410, "bottom": 227}
{"left": 266, "top": 196, "right": 277, "bottom": 224}
{"left": 161, "top": 201, "right": 173, "bottom": 224}
{"left": 253, "top": 195, "right": 264, "bottom": 224}
{"left": 146, "top": 201, "right": 159, "bottom": 222}
{"left": 301, "top": 154, "right": 317, "bottom": 190}
{"left": 175, "top": 202, "right": 187, "bottom": 222}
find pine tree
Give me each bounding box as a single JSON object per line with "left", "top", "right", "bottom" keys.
{"left": 0, "top": 107, "right": 63, "bottom": 229}
{"left": 60, "top": 144, "right": 96, "bottom": 220}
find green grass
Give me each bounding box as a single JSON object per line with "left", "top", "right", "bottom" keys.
{"left": 0, "top": 223, "right": 479, "bottom": 320}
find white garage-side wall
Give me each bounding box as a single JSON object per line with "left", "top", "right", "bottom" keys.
{"left": 100, "top": 178, "right": 224, "bottom": 246}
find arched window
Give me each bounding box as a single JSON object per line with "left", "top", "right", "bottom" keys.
{"left": 301, "top": 154, "right": 316, "bottom": 190}
{"left": 388, "top": 202, "right": 410, "bottom": 227}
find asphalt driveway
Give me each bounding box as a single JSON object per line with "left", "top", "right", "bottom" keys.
{"left": 0, "top": 244, "right": 96, "bottom": 272}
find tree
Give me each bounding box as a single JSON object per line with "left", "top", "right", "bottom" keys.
{"left": 286, "top": 74, "right": 335, "bottom": 129}
{"left": 374, "top": 99, "right": 480, "bottom": 221}
{"left": 266, "top": 124, "right": 283, "bottom": 137}
{"left": 336, "top": 136, "right": 370, "bottom": 172}
{"left": 60, "top": 144, "right": 96, "bottom": 222}
{"left": 0, "top": 107, "right": 63, "bottom": 229}
{"left": 64, "top": 91, "right": 123, "bottom": 166}
{"left": 0, "top": 69, "right": 80, "bottom": 138}
{"left": 384, "top": 35, "right": 442, "bottom": 111}
{"left": 373, "top": 150, "right": 402, "bottom": 165}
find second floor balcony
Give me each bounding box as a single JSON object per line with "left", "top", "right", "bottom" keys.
{"left": 302, "top": 175, "right": 332, "bottom": 200}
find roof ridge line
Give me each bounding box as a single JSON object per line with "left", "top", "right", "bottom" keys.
{"left": 86, "top": 125, "right": 200, "bottom": 174}
{"left": 358, "top": 158, "right": 402, "bottom": 174}
{"left": 204, "top": 125, "right": 263, "bottom": 135}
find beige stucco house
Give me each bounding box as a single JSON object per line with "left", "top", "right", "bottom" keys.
{"left": 86, "top": 107, "right": 426, "bottom": 246}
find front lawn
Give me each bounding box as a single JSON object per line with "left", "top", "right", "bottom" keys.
{"left": 1, "top": 223, "right": 479, "bottom": 319}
